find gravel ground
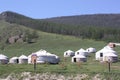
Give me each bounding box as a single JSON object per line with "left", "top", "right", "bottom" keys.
{"left": 0, "top": 72, "right": 103, "bottom": 80}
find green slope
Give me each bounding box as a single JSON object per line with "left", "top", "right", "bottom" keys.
{"left": 0, "top": 20, "right": 24, "bottom": 43}
{"left": 0, "top": 20, "right": 120, "bottom": 79}
{"left": 0, "top": 23, "right": 106, "bottom": 57}
{"left": 0, "top": 20, "right": 107, "bottom": 58}
{"left": 0, "top": 30, "right": 120, "bottom": 78}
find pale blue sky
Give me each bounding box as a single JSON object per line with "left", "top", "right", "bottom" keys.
{"left": 0, "top": 0, "right": 120, "bottom": 19}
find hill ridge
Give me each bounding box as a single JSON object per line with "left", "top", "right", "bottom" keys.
{"left": 1, "top": 11, "right": 120, "bottom": 28}
{"left": 0, "top": 11, "right": 33, "bottom": 20}
{"left": 42, "top": 13, "right": 120, "bottom": 27}
{"left": 1, "top": 11, "right": 120, "bottom": 42}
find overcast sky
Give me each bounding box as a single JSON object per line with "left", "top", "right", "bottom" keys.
{"left": 0, "top": 0, "right": 120, "bottom": 19}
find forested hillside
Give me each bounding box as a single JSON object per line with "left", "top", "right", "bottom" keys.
{"left": 1, "top": 11, "right": 120, "bottom": 42}
{"left": 43, "top": 14, "right": 120, "bottom": 28}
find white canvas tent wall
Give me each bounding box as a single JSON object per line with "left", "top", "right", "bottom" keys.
{"left": 72, "top": 55, "right": 87, "bottom": 62}
{"left": 95, "top": 49, "right": 104, "bottom": 61}
{"left": 34, "top": 49, "right": 47, "bottom": 63}
{"left": 28, "top": 54, "right": 31, "bottom": 64}
{"left": 37, "top": 52, "right": 60, "bottom": 64}
{"left": 19, "top": 55, "right": 28, "bottom": 64}
{"left": 103, "top": 50, "right": 118, "bottom": 62}
{"left": 86, "top": 47, "right": 96, "bottom": 53}
{"left": 28, "top": 49, "right": 47, "bottom": 64}
{"left": 37, "top": 55, "right": 60, "bottom": 64}
{"left": 75, "top": 48, "right": 88, "bottom": 57}
{"left": 96, "top": 46, "right": 112, "bottom": 60}
{"left": 9, "top": 57, "right": 19, "bottom": 64}
{"left": 103, "top": 52, "right": 118, "bottom": 62}
{"left": 0, "top": 54, "right": 9, "bottom": 64}
{"left": 95, "top": 46, "right": 118, "bottom": 62}
{"left": 29, "top": 50, "right": 60, "bottom": 64}
{"left": 64, "top": 50, "right": 75, "bottom": 57}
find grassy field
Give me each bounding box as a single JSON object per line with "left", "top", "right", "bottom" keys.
{"left": 0, "top": 21, "right": 120, "bottom": 79}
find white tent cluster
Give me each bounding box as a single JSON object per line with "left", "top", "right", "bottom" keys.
{"left": 95, "top": 43, "right": 118, "bottom": 63}
{"left": 0, "top": 49, "right": 60, "bottom": 64}
{"left": 9, "top": 55, "right": 28, "bottom": 64}
{"left": 0, "top": 54, "right": 28, "bottom": 64}
{"left": 28, "top": 49, "right": 60, "bottom": 64}
{"left": 1, "top": 43, "right": 118, "bottom": 65}
{"left": 64, "top": 47, "right": 96, "bottom": 63}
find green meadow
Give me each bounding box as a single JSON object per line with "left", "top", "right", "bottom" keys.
{"left": 0, "top": 30, "right": 120, "bottom": 78}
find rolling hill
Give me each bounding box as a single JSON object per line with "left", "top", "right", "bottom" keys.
{"left": 1, "top": 11, "right": 120, "bottom": 28}
{"left": 1, "top": 11, "right": 120, "bottom": 42}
